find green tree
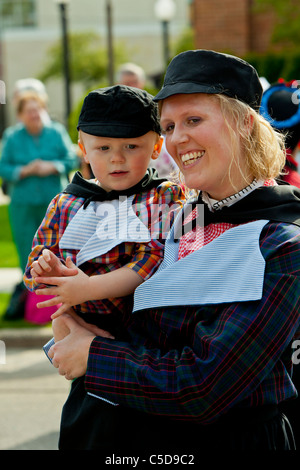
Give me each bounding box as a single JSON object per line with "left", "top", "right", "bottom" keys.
{"left": 254, "top": 0, "right": 300, "bottom": 48}
{"left": 38, "top": 32, "right": 127, "bottom": 89}
{"left": 173, "top": 27, "right": 195, "bottom": 55}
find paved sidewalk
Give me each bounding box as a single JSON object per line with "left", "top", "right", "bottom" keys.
{"left": 0, "top": 266, "right": 23, "bottom": 293}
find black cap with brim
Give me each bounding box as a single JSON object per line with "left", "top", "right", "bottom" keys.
{"left": 78, "top": 85, "right": 161, "bottom": 138}
{"left": 78, "top": 122, "right": 155, "bottom": 138}
{"left": 154, "top": 50, "right": 263, "bottom": 110}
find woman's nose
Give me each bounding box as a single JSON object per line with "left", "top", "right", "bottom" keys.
{"left": 170, "top": 124, "right": 189, "bottom": 146}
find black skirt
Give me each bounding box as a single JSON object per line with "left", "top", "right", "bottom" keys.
{"left": 59, "top": 376, "right": 295, "bottom": 453}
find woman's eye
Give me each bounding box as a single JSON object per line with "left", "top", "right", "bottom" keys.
{"left": 162, "top": 124, "right": 174, "bottom": 134}
{"left": 187, "top": 117, "right": 201, "bottom": 125}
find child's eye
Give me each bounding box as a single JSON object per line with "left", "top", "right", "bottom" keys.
{"left": 99, "top": 146, "right": 109, "bottom": 151}
{"left": 125, "top": 144, "right": 137, "bottom": 149}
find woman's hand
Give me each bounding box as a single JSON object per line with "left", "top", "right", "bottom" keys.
{"left": 48, "top": 313, "right": 114, "bottom": 380}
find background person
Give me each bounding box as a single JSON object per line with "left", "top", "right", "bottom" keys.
{"left": 116, "top": 62, "right": 146, "bottom": 89}
{"left": 260, "top": 79, "right": 300, "bottom": 188}
{"left": 0, "top": 91, "right": 78, "bottom": 320}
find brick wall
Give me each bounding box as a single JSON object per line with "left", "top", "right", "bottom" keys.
{"left": 192, "top": 0, "right": 274, "bottom": 56}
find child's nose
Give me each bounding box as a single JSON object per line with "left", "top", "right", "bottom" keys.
{"left": 111, "top": 150, "right": 125, "bottom": 163}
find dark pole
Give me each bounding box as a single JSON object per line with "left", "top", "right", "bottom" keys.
{"left": 162, "top": 20, "right": 170, "bottom": 67}
{"left": 106, "top": 0, "right": 114, "bottom": 85}
{"left": 0, "top": 19, "right": 6, "bottom": 137}
{"left": 59, "top": 2, "right": 71, "bottom": 128}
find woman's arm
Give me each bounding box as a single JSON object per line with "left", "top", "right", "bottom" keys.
{"left": 80, "top": 225, "right": 300, "bottom": 423}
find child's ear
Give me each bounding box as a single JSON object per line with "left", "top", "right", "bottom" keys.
{"left": 151, "top": 136, "right": 164, "bottom": 160}
{"left": 78, "top": 140, "right": 89, "bottom": 162}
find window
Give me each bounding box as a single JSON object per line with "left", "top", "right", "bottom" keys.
{"left": 0, "top": 0, "right": 36, "bottom": 28}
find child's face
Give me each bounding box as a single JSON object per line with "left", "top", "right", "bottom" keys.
{"left": 80, "top": 131, "right": 162, "bottom": 192}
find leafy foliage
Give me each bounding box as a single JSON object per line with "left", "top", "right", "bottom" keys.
{"left": 38, "top": 32, "right": 127, "bottom": 88}
{"left": 254, "top": 0, "right": 300, "bottom": 48}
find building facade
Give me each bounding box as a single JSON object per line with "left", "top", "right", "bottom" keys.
{"left": 191, "top": 0, "right": 274, "bottom": 56}
{"left": 0, "top": 0, "right": 189, "bottom": 130}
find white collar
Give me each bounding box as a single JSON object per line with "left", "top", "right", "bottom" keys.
{"left": 202, "top": 179, "right": 265, "bottom": 212}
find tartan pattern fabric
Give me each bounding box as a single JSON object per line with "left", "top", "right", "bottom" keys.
{"left": 23, "top": 181, "right": 184, "bottom": 316}
{"left": 85, "top": 221, "right": 300, "bottom": 423}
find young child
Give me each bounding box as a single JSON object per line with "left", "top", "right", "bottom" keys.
{"left": 23, "top": 85, "right": 185, "bottom": 339}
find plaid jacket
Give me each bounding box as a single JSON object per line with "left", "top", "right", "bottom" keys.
{"left": 23, "top": 173, "right": 185, "bottom": 317}
{"left": 85, "top": 216, "right": 300, "bottom": 423}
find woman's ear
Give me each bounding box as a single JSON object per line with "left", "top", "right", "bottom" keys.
{"left": 244, "top": 113, "right": 254, "bottom": 135}
{"left": 151, "top": 136, "right": 164, "bottom": 160}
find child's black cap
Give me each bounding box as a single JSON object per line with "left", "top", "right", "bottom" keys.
{"left": 77, "top": 85, "right": 161, "bottom": 138}
{"left": 154, "top": 49, "right": 263, "bottom": 110}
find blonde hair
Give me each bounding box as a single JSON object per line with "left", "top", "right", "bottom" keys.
{"left": 214, "top": 93, "right": 286, "bottom": 184}
{"left": 16, "top": 91, "right": 47, "bottom": 114}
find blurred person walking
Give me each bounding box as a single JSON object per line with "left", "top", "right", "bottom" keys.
{"left": 0, "top": 91, "right": 78, "bottom": 321}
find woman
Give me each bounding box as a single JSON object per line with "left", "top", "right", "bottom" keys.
{"left": 0, "top": 91, "right": 78, "bottom": 319}
{"left": 48, "top": 50, "right": 300, "bottom": 452}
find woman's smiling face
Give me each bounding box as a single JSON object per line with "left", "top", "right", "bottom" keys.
{"left": 160, "top": 93, "right": 249, "bottom": 200}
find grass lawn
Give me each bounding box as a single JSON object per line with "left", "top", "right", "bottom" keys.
{"left": 0, "top": 292, "right": 35, "bottom": 328}
{"left": 0, "top": 204, "right": 37, "bottom": 327}
{"left": 0, "top": 204, "right": 19, "bottom": 267}
{"left": 0, "top": 292, "right": 51, "bottom": 328}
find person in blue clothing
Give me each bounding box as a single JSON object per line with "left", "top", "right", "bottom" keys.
{"left": 0, "top": 91, "right": 78, "bottom": 319}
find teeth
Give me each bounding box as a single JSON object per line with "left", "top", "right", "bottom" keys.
{"left": 181, "top": 151, "right": 204, "bottom": 165}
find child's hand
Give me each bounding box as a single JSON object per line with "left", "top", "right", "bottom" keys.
{"left": 30, "top": 249, "right": 78, "bottom": 279}
{"left": 35, "top": 257, "right": 90, "bottom": 318}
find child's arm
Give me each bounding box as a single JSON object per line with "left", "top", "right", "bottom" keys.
{"left": 23, "top": 193, "right": 82, "bottom": 291}
{"left": 35, "top": 260, "right": 144, "bottom": 318}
